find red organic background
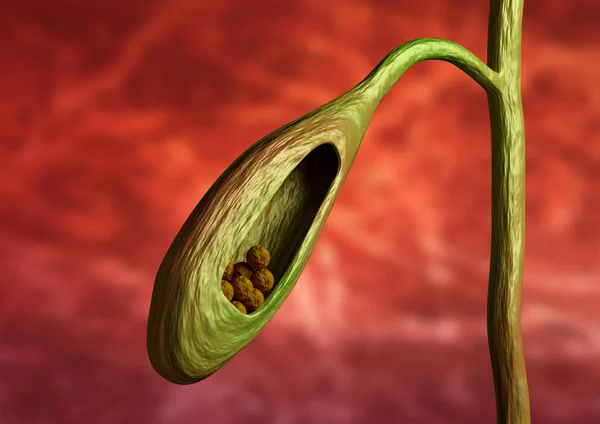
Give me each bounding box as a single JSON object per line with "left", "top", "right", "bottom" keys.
{"left": 1, "top": 0, "right": 599, "bottom": 423}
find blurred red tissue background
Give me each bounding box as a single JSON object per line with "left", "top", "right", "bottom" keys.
{"left": 1, "top": 0, "right": 599, "bottom": 423}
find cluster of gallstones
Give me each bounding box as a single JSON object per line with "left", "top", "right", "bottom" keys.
{"left": 220, "top": 245, "right": 275, "bottom": 314}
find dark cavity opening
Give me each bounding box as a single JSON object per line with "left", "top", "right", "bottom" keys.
{"left": 229, "top": 143, "right": 340, "bottom": 311}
